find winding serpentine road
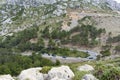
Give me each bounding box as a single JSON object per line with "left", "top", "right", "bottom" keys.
{"left": 41, "top": 49, "right": 99, "bottom": 63}
{"left": 21, "top": 48, "right": 99, "bottom": 63}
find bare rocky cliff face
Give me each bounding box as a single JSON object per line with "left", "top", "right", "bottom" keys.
{"left": 2, "top": 0, "right": 120, "bottom": 10}
{"left": 1, "top": 0, "right": 120, "bottom": 12}
{"left": 107, "top": 0, "right": 120, "bottom": 10}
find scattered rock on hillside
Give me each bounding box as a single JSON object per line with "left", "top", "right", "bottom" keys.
{"left": 77, "top": 64, "right": 94, "bottom": 72}
{"left": 18, "top": 67, "right": 44, "bottom": 80}
{"left": 105, "top": 64, "right": 114, "bottom": 67}
{"left": 0, "top": 74, "right": 14, "bottom": 80}
{"left": 48, "top": 65, "right": 74, "bottom": 80}
{"left": 82, "top": 74, "right": 98, "bottom": 80}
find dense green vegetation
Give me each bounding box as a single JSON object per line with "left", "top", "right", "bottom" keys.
{"left": 0, "top": 53, "right": 55, "bottom": 76}
{"left": 44, "top": 48, "right": 89, "bottom": 58}
{"left": 61, "top": 25, "right": 105, "bottom": 47}
{"left": 94, "top": 60, "right": 120, "bottom": 80}
{"left": 0, "top": 24, "right": 89, "bottom": 58}
{"left": 42, "top": 26, "right": 69, "bottom": 40}
{"left": 95, "top": 67, "right": 120, "bottom": 80}
{"left": 0, "top": 25, "right": 41, "bottom": 52}
{"left": 100, "top": 49, "right": 111, "bottom": 57}
{"left": 115, "top": 45, "right": 120, "bottom": 54}
{"left": 41, "top": 22, "right": 106, "bottom": 48}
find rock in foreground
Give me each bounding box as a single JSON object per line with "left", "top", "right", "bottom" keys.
{"left": 0, "top": 74, "right": 14, "bottom": 80}
{"left": 18, "top": 65, "right": 74, "bottom": 80}
{"left": 18, "top": 67, "right": 43, "bottom": 80}
{"left": 48, "top": 65, "right": 74, "bottom": 80}
{"left": 78, "top": 64, "right": 94, "bottom": 72}
{"left": 82, "top": 74, "right": 98, "bottom": 80}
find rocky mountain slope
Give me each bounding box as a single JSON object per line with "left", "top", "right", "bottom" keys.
{"left": 0, "top": 0, "right": 120, "bottom": 36}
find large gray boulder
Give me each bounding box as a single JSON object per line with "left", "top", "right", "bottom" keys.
{"left": 82, "top": 74, "right": 98, "bottom": 80}
{"left": 18, "top": 65, "right": 74, "bottom": 80}
{"left": 77, "top": 64, "right": 94, "bottom": 72}
{"left": 18, "top": 67, "right": 44, "bottom": 80}
{"left": 48, "top": 65, "right": 74, "bottom": 80}
{"left": 0, "top": 74, "right": 14, "bottom": 80}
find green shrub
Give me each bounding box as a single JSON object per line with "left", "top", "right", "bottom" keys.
{"left": 55, "top": 60, "right": 61, "bottom": 66}
{"left": 95, "top": 67, "right": 120, "bottom": 80}
{"left": 100, "top": 49, "right": 111, "bottom": 57}
{"left": 40, "top": 66, "right": 52, "bottom": 74}
{"left": 0, "top": 53, "right": 54, "bottom": 76}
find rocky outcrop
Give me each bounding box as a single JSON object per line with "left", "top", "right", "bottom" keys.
{"left": 0, "top": 74, "right": 14, "bottom": 80}
{"left": 48, "top": 65, "right": 74, "bottom": 80}
{"left": 82, "top": 74, "right": 98, "bottom": 80}
{"left": 77, "top": 64, "right": 94, "bottom": 72}
{"left": 18, "top": 65, "right": 74, "bottom": 80}
{"left": 18, "top": 67, "right": 44, "bottom": 80}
